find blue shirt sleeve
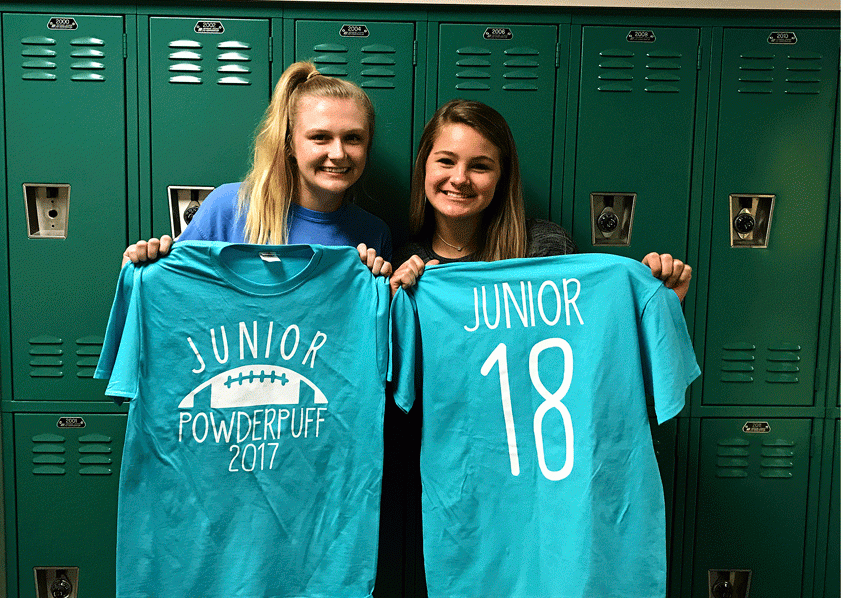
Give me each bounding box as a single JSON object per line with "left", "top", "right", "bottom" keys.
{"left": 94, "top": 264, "right": 143, "bottom": 405}
{"left": 177, "top": 183, "right": 244, "bottom": 243}
{"left": 388, "top": 287, "right": 420, "bottom": 413}
{"left": 638, "top": 285, "right": 701, "bottom": 424}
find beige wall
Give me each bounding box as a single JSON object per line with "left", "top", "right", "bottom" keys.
{"left": 284, "top": 0, "right": 839, "bottom": 9}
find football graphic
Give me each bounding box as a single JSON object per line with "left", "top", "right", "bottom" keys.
{"left": 178, "top": 364, "right": 327, "bottom": 409}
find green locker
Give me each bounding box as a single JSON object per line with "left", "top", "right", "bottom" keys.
{"left": 148, "top": 17, "right": 271, "bottom": 237}
{"left": 436, "top": 23, "right": 559, "bottom": 220}
{"left": 702, "top": 28, "right": 839, "bottom": 407}
{"left": 11, "top": 413, "right": 126, "bottom": 598}
{"left": 3, "top": 13, "right": 127, "bottom": 402}
{"left": 691, "top": 418, "right": 814, "bottom": 598}
{"left": 571, "top": 26, "right": 700, "bottom": 259}
{"left": 293, "top": 19, "right": 417, "bottom": 246}
{"left": 823, "top": 419, "right": 839, "bottom": 598}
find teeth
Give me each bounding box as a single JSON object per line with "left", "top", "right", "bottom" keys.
{"left": 322, "top": 167, "right": 349, "bottom": 173}
{"left": 442, "top": 190, "right": 470, "bottom": 198}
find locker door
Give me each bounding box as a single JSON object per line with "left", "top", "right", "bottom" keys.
{"left": 572, "top": 26, "right": 700, "bottom": 259}
{"left": 4, "top": 13, "right": 126, "bottom": 401}
{"left": 703, "top": 28, "right": 839, "bottom": 407}
{"left": 437, "top": 23, "right": 559, "bottom": 220}
{"left": 295, "top": 20, "right": 416, "bottom": 246}
{"left": 14, "top": 413, "right": 126, "bottom": 598}
{"left": 149, "top": 17, "right": 270, "bottom": 237}
{"left": 692, "top": 418, "right": 813, "bottom": 598}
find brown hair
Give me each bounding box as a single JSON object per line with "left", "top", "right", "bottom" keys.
{"left": 408, "top": 99, "right": 527, "bottom": 261}
{"left": 238, "top": 61, "right": 376, "bottom": 244}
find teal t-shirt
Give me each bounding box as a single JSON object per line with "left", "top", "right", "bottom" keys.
{"left": 390, "top": 253, "right": 700, "bottom": 598}
{"left": 96, "top": 242, "right": 390, "bottom": 598}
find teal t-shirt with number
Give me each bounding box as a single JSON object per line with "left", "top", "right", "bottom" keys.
{"left": 390, "top": 253, "right": 700, "bottom": 598}
{"left": 95, "top": 242, "right": 390, "bottom": 598}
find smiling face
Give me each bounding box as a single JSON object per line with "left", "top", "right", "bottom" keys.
{"left": 290, "top": 95, "right": 370, "bottom": 211}
{"left": 424, "top": 122, "right": 502, "bottom": 227}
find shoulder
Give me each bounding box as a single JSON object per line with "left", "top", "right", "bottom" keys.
{"left": 345, "top": 203, "right": 389, "bottom": 232}
{"left": 394, "top": 240, "right": 433, "bottom": 265}
{"left": 178, "top": 183, "right": 243, "bottom": 242}
{"left": 527, "top": 218, "right": 578, "bottom": 257}
{"left": 203, "top": 183, "right": 241, "bottom": 209}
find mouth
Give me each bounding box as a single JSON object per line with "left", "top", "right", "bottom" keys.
{"left": 440, "top": 189, "right": 474, "bottom": 199}
{"left": 320, "top": 166, "right": 352, "bottom": 174}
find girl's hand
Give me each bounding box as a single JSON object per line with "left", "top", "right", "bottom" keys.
{"left": 357, "top": 244, "right": 393, "bottom": 278}
{"left": 123, "top": 235, "right": 173, "bottom": 266}
{"left": 642, "top": 252, "right": 692, "bottom": 302}
{"left": 389, "top": 255, "right": 439, "bottom": 297}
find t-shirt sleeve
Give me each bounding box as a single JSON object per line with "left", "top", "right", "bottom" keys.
{"left": 388, "top": 288, "right": 420, "bottom": 413}
{"left": 94, "top": 264, "right": 142, "bottom": 405}
{"left": 177, "top": 183, "right": 241, "bottom": 242}
{"left": 638, "top": 285, "right": 701, "bottom": 424}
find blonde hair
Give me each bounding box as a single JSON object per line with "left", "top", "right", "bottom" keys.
{"left": 409, "top": 99, "right": 527, "bottom": 261}
{"left": 238, "top": 61, "right": 376, "bottom": 244}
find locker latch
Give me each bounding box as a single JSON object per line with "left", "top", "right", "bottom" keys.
{"left": 590, "top": 193, "right": 636, "bottom": 246}
{"left": 708, "top": 569, "right": 752, "bottom": 598}
{"left": 24, "top": 184, "right": 71, "bottom": 239}
{"left": 168, "top": 186, "right": 215, "bottom": 238}
{"left": 729, "top": 194, "right": 774, "bottom": 248}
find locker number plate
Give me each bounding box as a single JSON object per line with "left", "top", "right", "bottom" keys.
{"left": 768, "top": 32, "right": 797, "bottom": 44}
{"left": 484, "top": 28, "right": 513, "bottom": 40}
{"left": 57, "top": 417, "right": 86, "bottom": 429}
{"left": 48, "top": 17, "right": 78, "bottom": 31}
{"left": 340, "top": 25, "right": 369, "bottom": 38}
{"left": 742, "top": 421, "right": 771, "bottom": 434}
{"left": 195, "top": 21, "right": 224, "bottom": 34}
{"left": 627, "top": 30, "right": 656, "bottom": 43}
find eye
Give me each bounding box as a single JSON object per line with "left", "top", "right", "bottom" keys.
{"left": 436, "top": 157, "right": 455, "bottom": 166}
{"left": 345, "top": 133, "right": 364, "bottom": 143}
{"left": 309, "top": 133, "right": 329, "bottom": 142}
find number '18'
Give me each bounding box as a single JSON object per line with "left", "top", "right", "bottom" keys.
{"left": 481, "top": 339, "right": 575, "bottom": 481}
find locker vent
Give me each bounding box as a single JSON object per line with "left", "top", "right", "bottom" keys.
{"left": 309, "top": 43, "right": 398, "bottom": 89}
{"left": 766, "top": 345, "right": 800, "bottom": 383}
{"left": 19, "top": 35, "right": 108, "bottom": 82}
{"left": 32, "top": 433, "right": 66, "bottom": 475}
{"left": 79, "top": 433, "right": 114, "bottom": 476}
{"left": 720, "top": 342, "right": 755, "bottom": 383}
{"left": 20, "top": 36, "right": 57, "bottom": 81}
{"left": 75, "top": 336, "right": 104, "bottom": 378}
{"left": 167, "top": 39, "right": 254, "bottom": 85}
{"left": 760, "top": 438, "right": 795, "bottom": 478}
{"left": 737, "top": 52, "right": 824, "bottom": 95}
{"left": 785, "top": 52, "right": 822, "bottom": 95}
{"left": 596, "top": 48, "right": 683, "bottom": 93}
{"left": 452, "top": 44, "right": 542, "bottom": 92}
{"left": 715, "top": 438, "right": 750, "bottom": 478}
{"left": 28, "top": 335, "right": 64, "bottom": 378}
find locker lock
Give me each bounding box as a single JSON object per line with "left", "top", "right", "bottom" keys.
{"left": 183, "top": 202, "right": 200, "bottom": 224}
{"left": 590, "top": 193, "right": 636, "bottom": 246}
{"left": 733, "top": 209, "right": 755, "bottom": 237}
{"left": 597, "top": 208, "right": 619, "bottom": 234}
{"left": 712, "top": 581, "right": 733, "bottom": 598}
{"left": 50, "top": 575, "right": 72, "bottom": 598}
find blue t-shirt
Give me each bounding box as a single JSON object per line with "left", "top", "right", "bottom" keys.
{"left": 389, "top": 253, "right": 700, "bottom": 598}
{"left": 180, "top": 182, "right": 393, "bottom": 261}
{"left": 96, "top": 242, "right": 390, "bottom": 598}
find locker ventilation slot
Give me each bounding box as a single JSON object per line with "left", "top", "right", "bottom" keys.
{"left": 32, "top": 433, "right": 66, "bottom": 475}
{"left": 720, "top": 343, "right": 755, "bottom": 383}
{"left": 311, "top": 44, "right": 349, "bottom": 77}
{"left": 29, "top": 335, "right": 64, "bottom": 378}
{"left": 760, "top": 439, "right": 796, "bottom": 478}
{"left": 785, "top": 54, "right": 822, "bottom": 94}
{"left": 738, "top": 54, "right": 775, "bottom": 94}
{"left": 75, "top": 336, "right": 103, "bottom": 378}
{"left": 20, "top": 36, "right": 57, "bottom": 81}
{"left": 715, "top": 439, "right": 749, "bottom": 478}
{"left": 79, "top": 433, "right": 114, "bottom": 475}
{"left": 765, "top": 345, "right": 800, "bottom": 383}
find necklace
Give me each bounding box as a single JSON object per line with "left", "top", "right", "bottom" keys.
{"left": 436, "top": 231, "right": 469, "bottom": 252}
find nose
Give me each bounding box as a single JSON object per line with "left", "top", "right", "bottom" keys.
{"left": 450, "top": 164, "right": 468, "bottom": 185}
{"left": 328, "top": 138, "right": 346, "bottom": 160}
